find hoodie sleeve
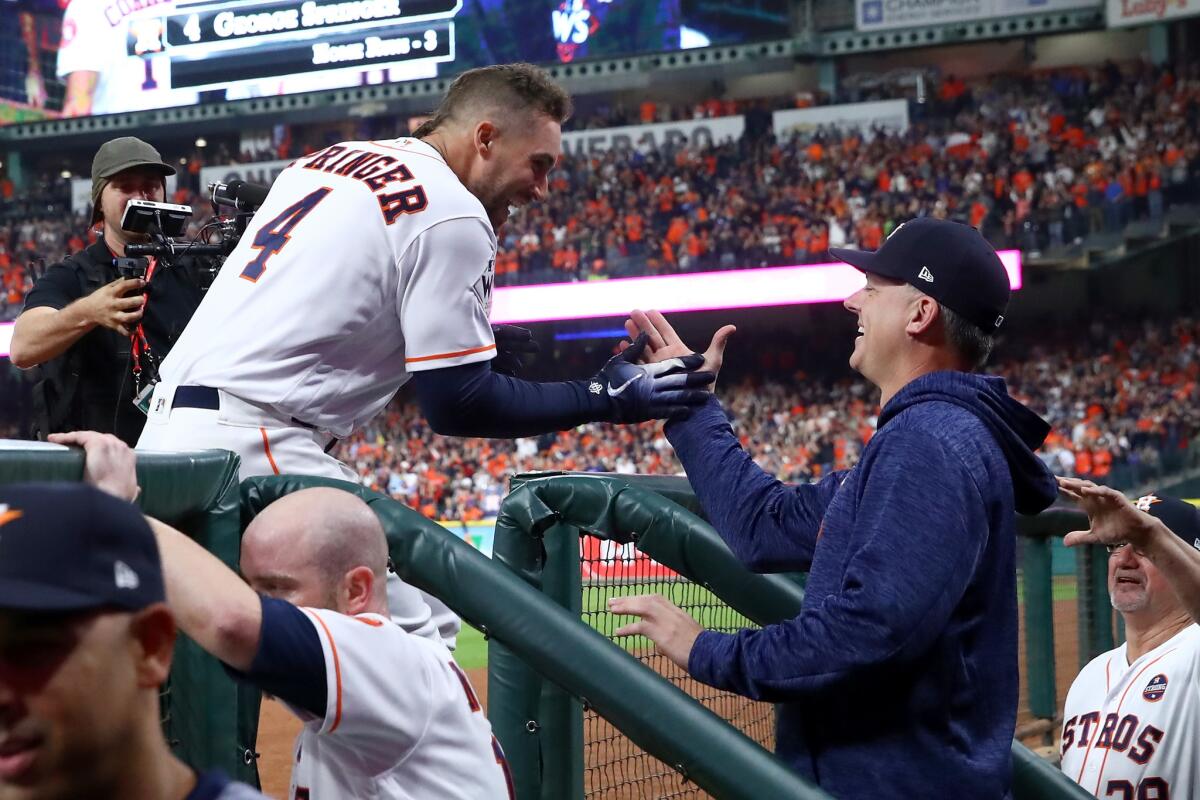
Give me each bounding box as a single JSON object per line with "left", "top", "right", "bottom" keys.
{"left": 665, "top": 395, "right": 846, "bottom": 572}
{"left": 687, "top": 428, "right": 988, "bottom": 701}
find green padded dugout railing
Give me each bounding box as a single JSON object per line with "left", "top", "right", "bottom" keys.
{"left": 240, "top": 475, "right": 824, "bottom": 800}
{"left": 492, "top": 472, "right": 1095, "bottom": 800}
{"left": 0, "top": 445, "right": 258, "bottom": 785}
{"left": 1016, "top": 509, "right": 1113, "bottom": 734}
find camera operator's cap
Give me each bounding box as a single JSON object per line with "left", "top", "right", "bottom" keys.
{"left": 829, "top": 217, "right": 1010, "bottom": 332}
{"left": 1135, "top": 493, "right": 1200, "bottom": 552}
{"left": 0, "top": 483, "right": 165, "bottom": 612}
{"left": 90, "top": 136, "right": 176, "bottom": 224}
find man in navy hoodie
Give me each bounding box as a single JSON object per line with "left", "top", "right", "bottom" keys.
{"left": 610, "top": 217, "right": 1058, "bottom": 798}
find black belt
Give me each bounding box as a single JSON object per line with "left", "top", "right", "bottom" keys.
{"left": 173, "top": 384, "right": 338, "bottom": 452}
{"left": 173, "top": 385, "right": 219, "bottom": 410}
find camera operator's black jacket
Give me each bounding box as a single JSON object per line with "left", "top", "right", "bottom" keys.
{"left": 22, "top": 238, "right": 205, "bottom": 445}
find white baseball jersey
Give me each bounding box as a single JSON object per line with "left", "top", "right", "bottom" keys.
{"left": 56, "top": 0, "right": 199, "bottom": 114}
{"left": 289, "top": 608, "right": 513, "bottom": 800}
{"left": 1060, "top": 624, "right": 1200, "bottom": 799}
{"left": 157, "top": 137, "right": 497, "bottom": 438}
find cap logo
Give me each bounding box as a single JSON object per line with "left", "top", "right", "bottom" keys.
{"left": 994, "top": 315, "right": 1005, "bottom": 328}
{"left": 1134, "top": 494, "right": 1162, "bottom": 512}
{"left": 0, "top": 505, "right": 22, "bottom": 528}
{"left": 114, "top": 560, "right": 140, "bottom": 591}
{"left": 917, "top": 266, "right": 934, "bottom": 283}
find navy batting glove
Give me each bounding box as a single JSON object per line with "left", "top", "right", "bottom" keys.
{"left": 592, "top": 332, "right": 715, "bottom": 423}
{"left": 491, "top": 324, "right": 540, "bottom": 377}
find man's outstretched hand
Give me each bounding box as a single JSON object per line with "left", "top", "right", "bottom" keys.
{"left": 621, "top": 309, "right": 735, "bottom": 391}
{"left": 594, "top": 332, "right": 714, "bottom": 423}
{"left": 609, "top": 593, "right": 703, "bottom": 670}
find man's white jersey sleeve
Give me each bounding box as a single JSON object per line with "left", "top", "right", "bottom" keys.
{"left": 398, "top": 216, "right": 497, "bottom": 372}
{"left": 56, "top": 1, "right": 111, "bottom": 77}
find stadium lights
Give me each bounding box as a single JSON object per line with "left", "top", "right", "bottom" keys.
{"left": 491, "top": 251, "right": 1023, "bottom": 324}
{"left": 59, "top": 170, "right": 71, "bottom": 179}
{"left": 195, "top": 138, "right": 207, "bottom": 148}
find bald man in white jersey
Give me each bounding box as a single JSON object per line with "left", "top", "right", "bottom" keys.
{"left": 1057, "top": 478, "right": 1200, "bottom": 799}
{"left": 137, "top": 63, "right": 712, "bottom": 649}
{"left": 69, "top": 431, "right": 512, "bottom": 800}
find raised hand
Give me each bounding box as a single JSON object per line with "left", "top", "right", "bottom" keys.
{"left": 1057, "top": 477, "right": 1157, "bottom": 550}
{"left": 594, "top": 332, "right": 715, "bottom": 423}
{"left": 621, "top": 309, "right": 735, "bottom": 390}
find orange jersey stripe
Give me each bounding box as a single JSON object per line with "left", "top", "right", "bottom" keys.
{"left": 259, "top": 428, "right": 281, "bottom": 476}
{"left": 405, "top": 343, "right": 496, "bottom": 364}
{"left": 306, "top": 611, "right": 344, "bottom": 733}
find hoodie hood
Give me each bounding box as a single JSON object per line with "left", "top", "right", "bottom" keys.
{"left": 879, "top": 371, "right": 1057, "bottom": 515}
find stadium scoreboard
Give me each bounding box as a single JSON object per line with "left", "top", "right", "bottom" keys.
{"left": 139, "top": 0, "right": 457, "bottom": 90}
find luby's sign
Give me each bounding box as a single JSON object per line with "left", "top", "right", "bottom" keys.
{"left": 1106, "top": 0, "right": 1200, "bottom": 26}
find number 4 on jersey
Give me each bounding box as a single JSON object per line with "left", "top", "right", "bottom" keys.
{"left": 240, "top": 187, "right": 332, "bottom": 282}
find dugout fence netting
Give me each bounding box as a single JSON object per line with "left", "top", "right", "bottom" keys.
{"left": 579, "top": 562, "right": 774, "bottom": 799}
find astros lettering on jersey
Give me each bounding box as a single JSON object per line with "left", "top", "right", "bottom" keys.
{"left": 154, "top": 137, "right": 498, "bottom": 438}
{"left": 289, "top": 607, "right": 513, "bottom": 799}
{"left": 1061, "top": 624, "right": 1199, "bottom": 798}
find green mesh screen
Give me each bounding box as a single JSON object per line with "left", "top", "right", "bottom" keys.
{"left": 579, "top": 534, "right": 775, "bottom": 799}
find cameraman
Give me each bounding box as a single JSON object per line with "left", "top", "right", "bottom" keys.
{"left": 10, "top": 137, "right": 204, "bottom": 445}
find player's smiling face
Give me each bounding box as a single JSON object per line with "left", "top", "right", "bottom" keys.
{"left": 842, "top": 272, "right": 917, "bottom": 385}
{"left": 0, "top": 610, "right": 151, "bottom": 798}
{"left": 474, "top": 111, "right": 561, "bottom": 231}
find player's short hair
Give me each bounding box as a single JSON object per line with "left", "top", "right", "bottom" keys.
{"left": 940, "top": 303, "right": 995, "bottom": 369}
{"left": 413, "top": 63, "right": 572, "bottom": 137}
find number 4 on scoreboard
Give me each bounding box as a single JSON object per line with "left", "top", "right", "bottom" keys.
{"left": 239, "top": 187, "right": 333, "bottom": 282}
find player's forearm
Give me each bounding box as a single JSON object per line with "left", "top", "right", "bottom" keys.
{"left": 9, "top": 304, "right": 96, "bottom": 368}
{"left": 146, "top": 517, "right": 262, "bottom": 671}
{"left": 412, "top": 362, "right": 611, "bottom": 437}
{"left": 665, "top": 395, "right": 832, "bottom": 571}
{"left": 1141, "top": 520, "right": 1200, "bottom": 624}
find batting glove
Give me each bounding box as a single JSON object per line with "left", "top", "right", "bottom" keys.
{"left": 491, "top": 324, "right": 540, "bottom": 377}
{"left": 591, "top": 333, "right": 715, "bottom": 423}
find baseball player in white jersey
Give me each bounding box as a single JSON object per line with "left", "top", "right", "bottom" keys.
{"left": 137, "top": 64, "right": 713, "bottom": 648}
{"left": 64, "top": 431, "right": 513, "bottom": 799}
{"left": 1057, "top": 479, "right": 1200, "bottom": 799}
{"left": 57, "top": 0, "right": 199, "bottom": 117}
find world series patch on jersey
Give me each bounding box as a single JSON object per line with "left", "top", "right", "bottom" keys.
{"left": 1060, "top": 624, "right": 1200, "bottom": 799}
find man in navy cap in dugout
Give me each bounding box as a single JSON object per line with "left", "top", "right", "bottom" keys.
{"left": 0, "top": 480, "right": 266, "bottom": 800}
{"left": 610, "top": 217, "right": 1059, "bottom": 797}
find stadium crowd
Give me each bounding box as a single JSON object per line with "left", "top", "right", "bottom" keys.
{"left": 4, "top": 59, "right": 1200, "bottom": 318}
{"left": 334, "top": 315, "right": 1200, "bottom": 521}
{"left": 495, "top": 59, "right": 1200, "bottom": 285}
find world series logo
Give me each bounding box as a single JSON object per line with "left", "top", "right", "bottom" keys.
{"left": 1142, "top": 673, "right": 1168, "bottom": 702}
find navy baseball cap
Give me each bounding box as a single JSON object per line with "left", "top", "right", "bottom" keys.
{"left": 0, "top": 483, "right": 165, "bottom": 612}
{"left": 830, "top": 217, "right": 1010, "bottom": 332}
{"left": 1135, "top": 493, "right": 1200, "bottom": 553}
